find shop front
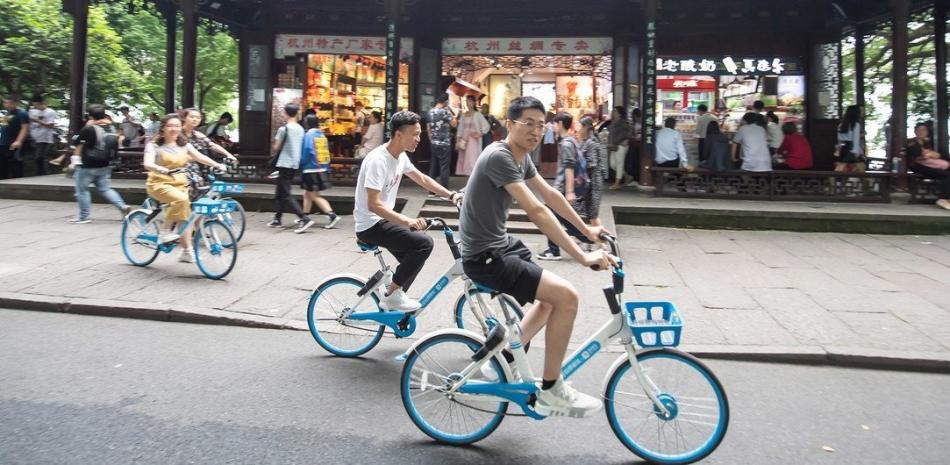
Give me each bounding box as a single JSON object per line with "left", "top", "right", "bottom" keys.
{"left": 271, "top": 34, "right": 412, "bottom": 157}
{"left": 440, "top": 37, "right": 614, "bottom": 176}
{"left": 655, "top": 55, "right": 807, "bottom": 160}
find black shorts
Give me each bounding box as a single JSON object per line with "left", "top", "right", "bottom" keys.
{"left": 300, "top": 172, "right": 330, "bottom": 192}
{"left": 463, "top": 236, "right": 543, "bottom": 306}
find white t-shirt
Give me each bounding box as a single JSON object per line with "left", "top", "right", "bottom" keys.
{"left": 733, "top": 124, "right": 772, "bottom": 172}
{"left": 353, "top": 144, "right": 416, "bottom": 233}
{"left": 29, "top": 108, "right": 58, "bottom": 143}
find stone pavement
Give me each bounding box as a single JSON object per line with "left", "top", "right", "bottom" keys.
{"left": 1, "top": 198, "right": 949, "bottom": 368}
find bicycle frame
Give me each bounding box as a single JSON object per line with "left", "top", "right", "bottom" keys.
{"left": 340, "top": 220, "right": 497, "bottom": 337}
{"left": 402, "top": 235, "right": 672, "bottom": 419}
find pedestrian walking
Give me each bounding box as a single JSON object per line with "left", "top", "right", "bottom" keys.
{"left": 426, "top": 92, "right": 457, "bottom": 190}
{"left": 28, "top": 95, "right": 58, "bottom": 176}
{"left": 68, "top": 104, "right": 132, "bottom": 224}
{"left": 299, "top": 114, "right": 340, "bottom": 228}
{"left": 537, "top": 112, "right": 594, "bottom": 260}
{"left": 0, "top": 95, "right": 30, "bottom": 179}
{"left": 606, "top": 106, "right": 633, "bottom": 189}
{"left": 268, "top": 103, "right": 314, "bottom": 233}
{"left": 575, "top": 117, "right": 606, "bottom": 227}
{"left": 455, "top": 95, "right": 490, "bottom": 176}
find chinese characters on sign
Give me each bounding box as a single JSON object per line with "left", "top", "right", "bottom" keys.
{"left": 655, "top": 56, "right": 801, "bottom": 76}
{"left": 275, "top": 34, "right": 414, "bottom": 60}
{"left": 384, "top": 22, "right": 399, "bottom": 140}
{"left": 442, "top": 37, "right": 613, "bottom": 56}
{"left": 643, "top": 22, "right": 657, "bottom": 146}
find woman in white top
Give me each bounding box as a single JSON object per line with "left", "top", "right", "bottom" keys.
{"left": 358, "top": 110, "right": 384, "bottom": 157}
{"left": 835, "top": 105, "right": 865, "bottom": 173}
{"left": 454, "top": 95, "right": 490, "bottom": 176}
{"left": 142, "top": 114, "right": 227, "bottom": 263}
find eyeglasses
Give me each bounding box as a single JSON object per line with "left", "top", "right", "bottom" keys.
{"left": 510, "top": 119, "right": 545, "bottom": 132}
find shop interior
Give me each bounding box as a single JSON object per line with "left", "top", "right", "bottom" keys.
{"left": 657, "top": 73, "right": 806, "bottom": 160}
{"left": 272, "top": 53, "right": 410, "bottom": 157}
{"left": 441, "top": 54, "right": 612, "bottom": 175}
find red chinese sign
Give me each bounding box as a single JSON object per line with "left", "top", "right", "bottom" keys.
{"left": 275, "top": 34, "right": 414, "bottom": 59}
{"left": 442, "top": 37, "right": 612, "bottom": 56}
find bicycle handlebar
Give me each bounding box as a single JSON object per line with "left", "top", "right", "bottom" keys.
{"left": 589, "top": 233, "right": 620, "bottom": 271}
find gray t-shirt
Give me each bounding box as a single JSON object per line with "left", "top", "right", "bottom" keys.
{"left": 459, "top": 141, "right": 538, "bottom": 258}
{"left": 274, "top": 122, "right": 304, "bottom": 169}
{"left": 553, "top": 136, "right": 578, "bottom": 193}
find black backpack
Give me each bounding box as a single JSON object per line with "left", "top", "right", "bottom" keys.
{"left": 84, "top": 124, "right": 120, "bottom": 163}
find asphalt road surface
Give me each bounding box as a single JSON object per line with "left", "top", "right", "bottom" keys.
{"left": 1, "top": 309, "right": 948, "bottom": 465}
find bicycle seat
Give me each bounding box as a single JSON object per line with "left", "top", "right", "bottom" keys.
{"left": 356, "top": 240, "right": 378, "bottom": 252}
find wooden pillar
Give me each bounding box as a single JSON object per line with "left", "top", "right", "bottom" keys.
{"left": 854, "top": 25, "right": 866, "bottom": 112}
{"left": 890, "top": 0, "right": 910, "bottom": 175}
{"left": 640, "top": 0, "right": 658, "bottom": 186}
{"left": 66, "top": 0, "right": 89, "bottom": 136}
{"left": 935, "top": 0, "right": 949, "bottom": 156}
{"left": 383, "top": 0, "right": 404, "bottom": 140}
{"left": 181, "top": 0, "right": 198, "bottom": 109}
{"left": 163, "top": 4, "right": 177, "bottom": 114}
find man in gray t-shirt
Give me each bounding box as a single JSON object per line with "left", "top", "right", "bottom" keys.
{"left": 458, "top": 96, "right": 615, "bottom": 419}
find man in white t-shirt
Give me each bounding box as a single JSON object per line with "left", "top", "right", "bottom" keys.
{"left": 354, "top": 111, "right": 463, "bottom": 311}
{"left": 732, "top": 112, "right": 772, "bottom": 172}
{"left": 28, "top": 96, "right": 58, "bottom": 175}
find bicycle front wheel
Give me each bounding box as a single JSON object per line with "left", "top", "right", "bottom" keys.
{"left": 220, "top": 198, "right": 246, "bottom": 242}
{"left": 121, "top": 210, "right": 160, "bottom": 266}
{"left": 401, "top": 333, "right": 508, "bottom": 445}
{"left": 193, "top": 219, "right": 237, "bottom": 280}
{"left": 453, "top": 292, "right": 524, "bottom": 334}
{"left": 307, "top": 276, "right": 385, "bottom": 357}
{"left": 604, "top": 348, "right": 729, "bottom": 465}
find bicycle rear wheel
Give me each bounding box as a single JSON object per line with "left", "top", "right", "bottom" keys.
{"left": 121, "top": 210, "right": 160, "bottom": 266}
{"left": 604, "top": 348, "right": 729, "bottom": 465}
{"left": 194, "top": 219, "right": 237, "bottom": 279}
{"left": 401, "top": 333, "right": 508, "bottom": 445}
{"left": 307, "top": 276, "right": 385, "bottom": 357}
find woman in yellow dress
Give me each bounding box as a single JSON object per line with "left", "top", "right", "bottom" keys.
{"left": 142, "top": 114, "right": 227, "bottom": 263}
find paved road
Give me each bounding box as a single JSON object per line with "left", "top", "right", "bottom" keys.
{"left": 2, "top": 310, "right": 948, "bottom": 465}
{"left": 2, "top": 199, "right": 950, "bottom": 365}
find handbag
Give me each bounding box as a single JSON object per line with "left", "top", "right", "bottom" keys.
{"left": 455, "top": 117, "right": 468, "bottom": 152}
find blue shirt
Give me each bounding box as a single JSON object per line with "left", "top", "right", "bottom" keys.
{"left": 0, "top": 108, "right": 29, "bottom": 147}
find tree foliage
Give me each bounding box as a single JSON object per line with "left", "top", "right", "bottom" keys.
{"left": 0, "top": 0, "right": 237, "bottom": 121}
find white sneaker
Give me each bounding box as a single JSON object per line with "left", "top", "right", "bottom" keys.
{"left": 178, "top": 249, "right": 195, "bottom": 263}
{"left": 379, "top": 289, "right": 421, "bottom": 311}
{"left": 534, "top": 378, "right": 602, "bottom": 418}
{"left": 159, "top": 233, "right": 181, "bottom": 244}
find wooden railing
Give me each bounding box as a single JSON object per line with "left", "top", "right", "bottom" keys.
{"left": 111, "top": 148, "right": 363, "bottom": 185}
{"left": 651, "top": 167, "right": 893, "bottom": 203}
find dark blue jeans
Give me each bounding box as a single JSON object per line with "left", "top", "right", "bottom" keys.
{"left": 428, "top": 143, "right": 452, "bottom": 188}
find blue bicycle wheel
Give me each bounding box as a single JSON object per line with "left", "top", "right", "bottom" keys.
{"left": 120, "top": 210, "right": 160, "bottom": 266}
{"left": 307, "top": 276, "right": 385, "bottom": 357}
{"left": 604, "top": 348, "right": 729, "bottom": 465}
{"left": 193, "top": 219, "right": 237, "bottom": 280}
{"left": 453, "top": 292, "right": 524, "bottom": 334}
{"left": 401, "top": 333, "right": 508, "bottom": 445}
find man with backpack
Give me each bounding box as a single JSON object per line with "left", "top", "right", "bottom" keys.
{"left": 537, "top": 112, "right": 594, "bottom": 260}
{"left": 68, "top": 104, "right": 130, "bottom": 224}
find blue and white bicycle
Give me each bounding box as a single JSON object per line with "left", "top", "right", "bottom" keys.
{"left": 142, "top": 163, "right": 247, "bottom": 242}
{"left": 399, "top": 234, "right": 729, "bottom": 465}
{"left": 306, "top": 218, "right": 526, "bottom": 357}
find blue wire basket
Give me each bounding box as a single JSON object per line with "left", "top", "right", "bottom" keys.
{"left": 211, "top": 181, "right": 245, "bottom": 194}
{"left": 192, "top": 198, "right": 238, "bottom": 216}
{"left": 623, "top": 301, "right": 683, "bottom": 348}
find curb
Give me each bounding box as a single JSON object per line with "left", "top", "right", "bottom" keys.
{"left": 2, "top": 292, "right": 948, "bottom": 373}
{"left": 0, "top": 292, "right": 309, "bottom": 332}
